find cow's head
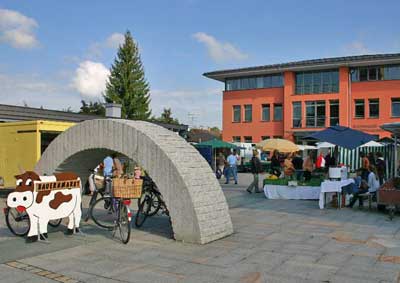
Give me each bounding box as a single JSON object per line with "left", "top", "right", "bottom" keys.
{"left": 14, "top": 171, "right": 40, "bottom": 192}
{"left": 7, "top": 171, "right": 40, "bottom": 211}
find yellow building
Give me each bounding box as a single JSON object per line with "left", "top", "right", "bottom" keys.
{"left": 0, "top": 120, "right": 75, "bottom": 188}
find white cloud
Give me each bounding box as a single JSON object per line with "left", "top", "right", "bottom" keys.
{"left": 0, "top": 9, "right": 39, "bottom": 48}
{"left": 72, "top": 61, "right": 110, "bottom": 100}
{"left": 0, "top": 72, "right": 81, "bottom": 110}
{"left": 87, "top": 32, "right": 125, "bottom": 59}
{"left": 105, "top": 33, "right": 125, "bottom": 49}
{"left": 193, "top": 32, "right": 248, "bottom": 63}
{"left": 344, "top": 41, "right": 373, "bottom": 55}
{"left": 151, "top": 88, "right": 223, "bottom": 127}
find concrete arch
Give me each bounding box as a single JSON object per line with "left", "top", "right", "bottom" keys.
{"left": 35, "top": 119, "right": 233, "bottom": 244}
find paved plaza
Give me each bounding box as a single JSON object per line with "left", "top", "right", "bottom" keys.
{"left": 1, "top": 173, "right": 400, "bottom": 282}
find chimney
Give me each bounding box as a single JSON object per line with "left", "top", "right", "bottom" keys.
{"left": 105, "top": 103, "right": 122, "bottom": 118}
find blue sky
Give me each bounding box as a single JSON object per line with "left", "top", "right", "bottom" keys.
{"left": 0, "top": 0, "right": 399, "bottom": 127}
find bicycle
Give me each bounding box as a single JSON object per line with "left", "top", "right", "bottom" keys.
{"left": 83, "top": 170, "right": 105, "bottom": 222}
{"left": 135, "top": 176, "right": 169, "bottom": 228}
{"left": 4, "top": 207, "right": 62, "bottom": 237}
{"left": 89, "top": 176, "right": 132, "bottom": 244}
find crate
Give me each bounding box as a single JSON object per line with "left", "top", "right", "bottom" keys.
{"left": 112, "top": 177, "right": 143, "bottom": 199}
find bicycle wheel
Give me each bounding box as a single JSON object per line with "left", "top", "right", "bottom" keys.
{"left": 135, "top": 195, "right": 151, "bottom": 227}
{"left": 90, "top": 197, "right": 117, "bottom": 229}
{"left": 48, "top": 218, "right": 62, "bottom": 227}
{"left": 5, "top": 207, "right": 30, "bottom": 237}
{"left": 137, "top": 191, "right": 160, "bottom": 217}
{"left": 118, "top": 204, "right": 131, "bottom": 244}
{"left": 147, "top": 192, "right": 162, "bottom": 217}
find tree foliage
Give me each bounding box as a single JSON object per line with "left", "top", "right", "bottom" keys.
{"left": 79, "top": 100, "right": 105, "bottom": 116}
{"left": 104, "top": 31, "right": 151, "bottom": 120}
{"left": 152, "top": 108, "right": 179, "bottom": 124}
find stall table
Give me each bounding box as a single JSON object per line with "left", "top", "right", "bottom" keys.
{"left": 319, "top": 179, "right": 354, "bottom": 209}
{"left": 264, "top": 184, "right": 320, "bottom": 200}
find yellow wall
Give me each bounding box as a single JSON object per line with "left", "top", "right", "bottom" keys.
{"left": 0, "top": 120, "right": 74, "bottom": 188}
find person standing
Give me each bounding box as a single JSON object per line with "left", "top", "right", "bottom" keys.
{"left": 103, "top": 155, "right": 114, "bottom": 195}
{"left": 283, "top": 153, "right": 295, "bottom": 178}
{"left": 246, "top": 150, "right": 263, "bottom": 193}
{"left": 360, "top": 152, "right": 370, "bottom": 180}
{"left": 325, "top": 149, "right": 336, "bottom": 168}
{"left": 303, "top": 152, "right": 314, "bottom": 182}
{"left": 375, "top": 152, "right": 386, "bottom": 185}
{"left": 292, "top": 152, "right": 303, "bottom": 181}
{"left": 316, "top": 152, "right": 325, "bottom": 170}
{"left": 225, "top": 149, "right": 239, "bottom": 184}
{"left": 112, "top": 153, "right": 123, "bottom": 177}
{"left": 216, "top": 152, "right": 226, "bottom": 179}
{"left": 270, "top": 150, "right": 281, "bottom": 177}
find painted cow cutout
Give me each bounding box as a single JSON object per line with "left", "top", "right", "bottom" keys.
{"left": 7, "top": 171, "right": 82, "bottom": 240}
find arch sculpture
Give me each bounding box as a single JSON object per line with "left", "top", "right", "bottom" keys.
{"left": 35, "top": 119, "right": 233, "bottom": 244}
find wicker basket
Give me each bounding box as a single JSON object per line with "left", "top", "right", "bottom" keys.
{"left": 112, "top": 177, "right": 143, "bottom": 199}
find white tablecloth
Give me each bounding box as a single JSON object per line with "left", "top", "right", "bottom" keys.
{"left": 319, "top": 179, "right": 354, "bottom": 209}
{"left": 264, "top": 185, "right": 321, "bottom": 200}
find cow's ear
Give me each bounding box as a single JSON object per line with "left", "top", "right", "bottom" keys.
{"left": 14, "top": 175, "right": 21, "bottom": 179}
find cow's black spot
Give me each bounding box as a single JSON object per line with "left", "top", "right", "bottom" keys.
{"left": 13, "top": 197, "right": 16, "bottom": 202}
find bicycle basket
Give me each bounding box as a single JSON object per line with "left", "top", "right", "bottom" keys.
{"left": 112, "top": 177, "right": 143, "bottom": 199}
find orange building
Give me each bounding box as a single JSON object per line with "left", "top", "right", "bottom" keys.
{"left": 204, "top": 53, "right": 400, "bottom": 143}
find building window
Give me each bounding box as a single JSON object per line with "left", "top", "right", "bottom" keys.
{"left": 232, "top": 136, "right": 241, "bottom": 142}
{"left": 306, "top": 101, "right": 325, "bottom": 127}
{"left": 351, "top": 65, "right": 400, "bottom": 82}
{"left": 225, "top": 73, "right": 283, "bottom": 91}
{"left": 244, "top": 105, "right": 252, "bottom": 122}
{"left": 261, "top": 104, "right": 270, "bottom": 121}
{"left": 369, "top": 99, "right": 379, "bottom": 118}
{"left": 244, "top": 136, "right": 252, "bottom": 143}
{"left": 392, "top": 98, "right": 400, "bottom": 117}
{"left": 295, "top": 69, "right": 339, "bottom": 94}
{"left": 355, "top": 99, "right": 365, "bottom": 118}
{"left": 274, "top": 104, "right": 283, "bottom": 121}
{"left": 292, "top": 102, "right": 302, "bottom": 128}
{"left": 273, "top": 136, "right": 283, "bottom": 139}
{"left": 233, "top": 105, "right": 241, "bottom": 122}
{"left": 330, "top": 100, "right": 339, "bottom": 126}
{"left": 261, "top": 136, "right": 270, "bottom": 140}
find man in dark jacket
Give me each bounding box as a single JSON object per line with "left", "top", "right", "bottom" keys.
{"left": 246, "top": 150, "right": 263, "bottom": 193}
{"left": 375, "top": 152, "right": 386, "bottom": 185}
{"left": 292, "top": 152, "right": 304, "bottom": 181}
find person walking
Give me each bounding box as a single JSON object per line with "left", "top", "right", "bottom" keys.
{"left": 225, "top": 149, "right": 239, "bottom": 184}
{"left": 247, "top": 150, "right": 263, "bottom": 193}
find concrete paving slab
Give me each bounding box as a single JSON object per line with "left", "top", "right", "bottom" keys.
{"left": 1, "top": 173, "right": 400, "bottom": 282}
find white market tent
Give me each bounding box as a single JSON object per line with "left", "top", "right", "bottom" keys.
{"left": 297, "top": 144, "right": 317, "bottom": 151}
{"left": 360, "top": 140, "right": 383, "bottom": 148}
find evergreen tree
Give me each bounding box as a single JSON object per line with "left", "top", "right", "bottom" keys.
{"left": 153, "top": 108, "right": 179, "bottom": 124}
{"left": 104, "top": 31, "right": 151, "bottom": 120}
{"left": 79, "top": 100, "right": 105, "bottom": 116}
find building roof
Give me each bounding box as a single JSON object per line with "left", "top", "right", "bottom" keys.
{"left": 187, "top": 130, "right": 219, "bottom": 143}
{"left": 0, "top": 104, "right": 188, "bottom": 132}
{"left": 204, "top": 53, "right": 400, "bottom": 82}
{"left": 0, "top": 104, "right": 99, "bottom": 123}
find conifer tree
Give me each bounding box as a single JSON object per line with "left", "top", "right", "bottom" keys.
{"left": 104, "top": 31, "right": 151, "bottom": 119}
